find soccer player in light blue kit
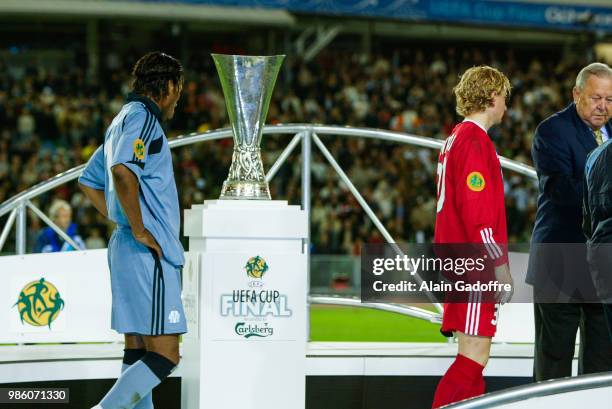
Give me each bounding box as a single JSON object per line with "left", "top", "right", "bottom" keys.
{"left": 79, "top": 52, "right": 186, "bottom": 409}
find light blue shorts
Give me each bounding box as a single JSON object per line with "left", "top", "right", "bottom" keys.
{"left": 107, "top": 226, "right": 187, "bottom": 336}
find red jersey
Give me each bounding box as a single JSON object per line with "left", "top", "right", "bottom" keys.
{"left": 434, "top": 120, "right": 508, "bottom": 266}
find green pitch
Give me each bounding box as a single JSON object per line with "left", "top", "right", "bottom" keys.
{"left": 309, "top": 305, "right": 445, "bottom": 342}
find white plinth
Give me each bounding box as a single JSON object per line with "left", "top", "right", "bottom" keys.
{"left": 181, "top": 200, "right": 308, "bottom": 409}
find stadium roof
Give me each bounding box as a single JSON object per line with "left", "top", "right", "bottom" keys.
{"left": 0, "top": 0, "right": 296, "bottom": 26}
{"left": 1, "top": 0, "right": 610, "bottom": 34}
{"left": 510, "top": 0, "right": 611, "bottom": 6}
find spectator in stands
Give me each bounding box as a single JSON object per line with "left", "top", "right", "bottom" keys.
{"left": 34, "top": 199, "right": 86, "bottom": 252}
{"left": 85, "top": 227, "right": 106, "bottom": 249}
{"left": 0, "top": 46, "right": 585, "bottom": 254}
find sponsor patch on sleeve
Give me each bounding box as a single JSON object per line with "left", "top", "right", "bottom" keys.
{"left": 466, "top": 171, "right": 485, "bottom": 192}
{"left": 133, "top": 138, "right": 146, "bottom": 161}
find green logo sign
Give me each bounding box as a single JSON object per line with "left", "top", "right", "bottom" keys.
{"left": 14, "top": 278, "right": 65, "bottom": 329}
{"left": 245, "top": 256, "right": 268, "bottom": 279}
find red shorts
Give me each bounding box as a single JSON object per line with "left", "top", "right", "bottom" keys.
{"left": 440, "top": 293, "right": 499, "bottom": 337}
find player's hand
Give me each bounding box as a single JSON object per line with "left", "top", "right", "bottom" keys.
{"left": 494, "top": 263, "right": 514, "bottom": 304}
{"left": 133, "top": 228, "right": 163, "bottom": 259}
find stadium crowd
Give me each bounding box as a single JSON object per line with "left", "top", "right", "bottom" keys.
{"left": 0, "top": 46, "right": 590, "bottom": 253}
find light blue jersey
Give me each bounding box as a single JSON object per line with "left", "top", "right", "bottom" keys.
{"left": 79, "top": 93, "right": 184, "bottom": 267}
{"left": 79, "top": 93, "right": 186, "bottom": 336}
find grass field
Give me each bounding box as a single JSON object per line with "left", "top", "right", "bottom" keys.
{"left": 309, "top": 305, "right": 444, "bottom": 342}
{"left": 1, "top": 306, "right": 444, "bottom": 346}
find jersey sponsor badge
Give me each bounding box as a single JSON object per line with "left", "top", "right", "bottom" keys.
{"left": 168, "top": 310, "right": 181, "bottom": 324}
{"left": 466, "top": 171, "right": 485, "bottom": 192}
{"left": 133, "top": 138, "right": 146, "bottom": 161}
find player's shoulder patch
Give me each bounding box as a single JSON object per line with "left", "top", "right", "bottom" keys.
{"left": 466, "top": 171, "right": 485, "bottom": 192}
{"left": 133, "top": 138, "right": 146, "bottom": 161}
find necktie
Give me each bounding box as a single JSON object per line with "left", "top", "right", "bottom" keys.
{"left": 594, "top": 128, "right": 603, "bottom": 146}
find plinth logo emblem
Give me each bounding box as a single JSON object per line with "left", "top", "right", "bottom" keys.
{"left": 14, "top": 278, "right": 65, "bottom": 328}
{"left": 245, "top": 256, "right": 268, "bottom": 279}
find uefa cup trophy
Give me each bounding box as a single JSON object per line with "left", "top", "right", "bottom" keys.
{"left": 212, "top": 54, "right": 285, "bottom": 200}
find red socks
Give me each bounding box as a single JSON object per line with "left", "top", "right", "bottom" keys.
{"left": 432, "top": 354, "right": 485, "bottom": 408}
{"left": 470, "top": 372, "right": 485, "bottom": 396}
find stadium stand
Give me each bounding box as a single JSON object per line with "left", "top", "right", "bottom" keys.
{"left": 2, "top": 45, "right": 591, "bottom": 254}
{"left": 2, "top": 1, "right": 612, "bottom": 408}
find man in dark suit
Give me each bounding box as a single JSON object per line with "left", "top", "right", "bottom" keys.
{"left": 527, "top": 62, "right": 612, "bottom": 381}
{"left": 583, "top": 117, "right": 612, "bottom": 344}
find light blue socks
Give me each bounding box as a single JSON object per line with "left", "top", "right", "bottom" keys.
{"left": 122, "top": 363, "right": 153, "bottom": 409}
{"left": 96, "top": 349, "right": 175, "bottom": 409}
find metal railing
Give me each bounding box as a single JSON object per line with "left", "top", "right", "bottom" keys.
{"left": 445, "top": 371, "right": 612, "bottom": 408}
{"left": 309, "top": 295, "right": 442, "bottom": 323}
{"left": 0, "top": 124, "right": 538, "bottom": 321}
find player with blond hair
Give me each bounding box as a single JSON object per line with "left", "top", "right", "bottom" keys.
{"left": 432, "top": 66, "right": 513, "bottom": 408}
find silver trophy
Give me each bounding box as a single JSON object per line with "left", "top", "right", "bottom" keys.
{"left": 212, "top": 54, "right": 285, "bottom": 200}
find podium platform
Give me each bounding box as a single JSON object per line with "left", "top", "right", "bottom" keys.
{"left": 181, "top": 200, "right": 308, "bottom": 409}
{"left": 0, "top": 341, "right": 543, "bottom": 383}
{"left": 0, "top": 341, "right": 541, "bottom": 409}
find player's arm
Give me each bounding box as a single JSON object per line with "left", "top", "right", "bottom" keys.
{"left": 80, "top": 185, "right": 108, "bottom": 218}
{"left": 78, "top": 145, "right": 108, "bottom": 217}
{"left": 110, "top": 165, "right": 161, "bottom": 257}
{"left": 110, "top": 109, "right": 162, "bottom": 258}
{"left": 456, "top": 138, "right": 512, "bottom": 302}
{"left": 456, "top": 138, "right": 508, "bottom": 266}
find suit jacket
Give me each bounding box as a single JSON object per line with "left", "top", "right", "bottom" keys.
{"left": 583, "top": 139, "right": 612, "bottom": 302}
{"left": 526, "top": 103, "right": 612, "bottom": 299}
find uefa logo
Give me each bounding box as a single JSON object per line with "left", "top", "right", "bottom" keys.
{"left": 14, "top": 278, "right": 65, "bottom": 329}
{"left": 244, "top": 256, "right": 269, "bottom": 280}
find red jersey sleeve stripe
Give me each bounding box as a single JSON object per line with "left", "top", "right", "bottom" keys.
{"left": 480, "top": 228, "right": 502, "bottom": 259}
{"left": 465, "top": 292, "right": 473, "bottom": 334}
{"left": 474, "top": 292, "right": 482, "bottom": 335}
{"left": 487, "top": 227, "right": 503, "bottom": 256}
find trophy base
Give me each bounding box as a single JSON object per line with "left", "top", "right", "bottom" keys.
{"left": 219, "top": 180, "right": 271, "bottom": 200}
